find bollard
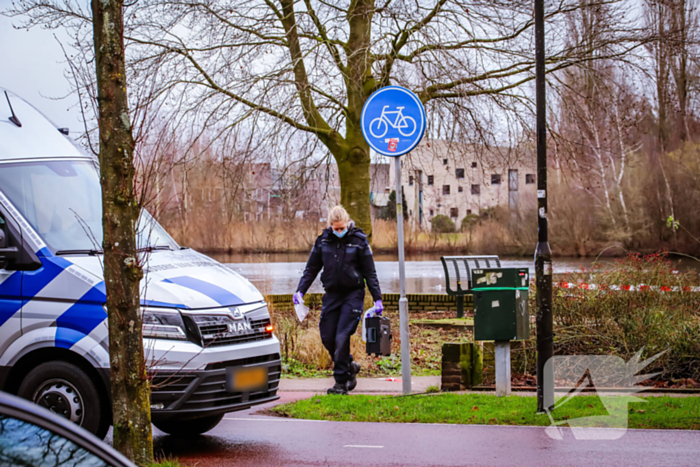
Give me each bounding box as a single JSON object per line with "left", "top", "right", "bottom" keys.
{"left": 441, "top": 342, "right": 483, "bottom": 391}
{"left": 494, "top": 340, "right": 511, "bottom": 396}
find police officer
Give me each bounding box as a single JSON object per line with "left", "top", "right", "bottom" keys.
{"left": 294, "top": 206, "right": 383, "bottom": 395}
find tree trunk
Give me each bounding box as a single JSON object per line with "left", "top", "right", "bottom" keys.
{"left": 336, "top": 145, "right": 372, "bottom": 235}
{"left": 652, "top": 0, "right": 677, "bottom": 245}
{"left": 92, "top": 0, "right": 154, "bottom": 464}
{"left": 673, "top": 0, "right": 690, "bottom": 142}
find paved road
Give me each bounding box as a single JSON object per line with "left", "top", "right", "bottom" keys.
{"left": 152, "top": 392, "right": 700, "bottom": 467}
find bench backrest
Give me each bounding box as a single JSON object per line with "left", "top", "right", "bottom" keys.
{"left": 440, "top": 256, "right": 502, "bottom": 295}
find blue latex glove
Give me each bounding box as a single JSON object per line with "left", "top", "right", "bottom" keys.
{"left": 293, "top": 292, "right": 303, "bottom": 305}
{"left": 374, "top": 300, "right": 384, "bottom": 315}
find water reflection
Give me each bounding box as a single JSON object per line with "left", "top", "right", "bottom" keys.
{"left": 218, "top": 254, "right": 696, "bottom": 294}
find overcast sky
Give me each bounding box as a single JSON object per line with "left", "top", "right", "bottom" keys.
{"left": 0, "top": 1, "right": 83, "bottom": 132}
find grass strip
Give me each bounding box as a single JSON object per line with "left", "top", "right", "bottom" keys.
{"left": 271, "top": 393, "right": 700, "bottom": 430}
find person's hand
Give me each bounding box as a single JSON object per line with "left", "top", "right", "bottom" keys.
{"left": 293, "top": 292, "right": 304, "bottom": 305}
{"left": 374, "top": 300, "right": 384, "bottom": 315}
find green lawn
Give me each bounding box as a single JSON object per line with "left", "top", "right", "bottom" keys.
{"left": 272, "top": 393, "right": 700, "bottom": 430}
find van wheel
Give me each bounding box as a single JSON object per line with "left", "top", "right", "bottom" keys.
{"left": 154, "top": 414, "right": 224, "bottom": 436}
{"left": 18, "top": 361, "right": 109, "bottom": 439}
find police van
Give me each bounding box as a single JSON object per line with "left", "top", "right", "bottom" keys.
{"left": 0, "top": 88, "right": 281, "bottom": 438}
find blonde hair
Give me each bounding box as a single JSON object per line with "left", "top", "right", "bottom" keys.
{"left": 328, "top": 205, "right": 350, "bottom": 226}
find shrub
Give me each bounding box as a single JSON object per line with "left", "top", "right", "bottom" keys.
{"left": 523, "top": 251, "right": 700, "bottom": 380}
{"left": 431, "top": 214, "right": 456, "bottom": 233}
{"left": 460, "top": 214, "right": 480, "bottom": 232}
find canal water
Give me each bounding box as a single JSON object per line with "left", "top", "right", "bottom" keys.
{"left": 211, "top": 253, "right": 698, "bottom": 295}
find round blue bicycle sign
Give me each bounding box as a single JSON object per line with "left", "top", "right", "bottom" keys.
{"left": 361, "top": 86, "right": 426, "bottom": 157}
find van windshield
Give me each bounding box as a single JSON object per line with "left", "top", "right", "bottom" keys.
{"left": 0, "top": 160, "right": 179, "bottom": 254}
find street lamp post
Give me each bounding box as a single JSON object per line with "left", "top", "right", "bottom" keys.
{"left": 534, "top": 0, "right": 554, "bottom": 413}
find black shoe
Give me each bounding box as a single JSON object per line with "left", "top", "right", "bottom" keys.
{"left": 347, "top": 362, "right": 361, "bottom": 392}
{"left": 327, "top": 382, "right": 348, "bottom": 395}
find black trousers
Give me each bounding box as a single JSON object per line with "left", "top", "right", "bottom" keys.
{"left": 319, "top": 288, "right": 365, "bottom": 384}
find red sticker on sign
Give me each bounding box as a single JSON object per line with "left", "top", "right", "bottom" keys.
{"left": 387, "top": 138, "right": 398, "bottom": 152}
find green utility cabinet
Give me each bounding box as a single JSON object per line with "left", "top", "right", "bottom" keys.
{"left": 472, "top": 268, "right": 530, "bottom": 341}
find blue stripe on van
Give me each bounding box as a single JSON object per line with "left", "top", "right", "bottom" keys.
{"left": 90, "top": 281, "right": 186, "bottom": 310}
{"left": 0, "top": 299, "right": 22, "bottom": 328}
{"left": 22, "top": 256, "right": 72, "bottom": 300}
{"left": 0, "top": 272, "right": 23, "bottom": 327}
{"left": 162, "top": 276, "right": 244, "bottom": 307}
{"left": 36, "top": 247, "right": 52, "bottom": 257}
{"left": 2, "top": 257, "right": 68, "bottom": 328}
{"left": 141, "top": 299, "right": 188, "bottom": 309}
{"left": 55, "top": 327, "right": 94, "bottom": 350}
{"left": 55, "top": 285, "right": 108, "bottom": 349}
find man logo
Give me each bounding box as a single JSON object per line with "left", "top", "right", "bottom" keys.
{"left": 227, "top": 320, "right": 252, "bottom": 334}
{"left": 230, "top": 308, "right": 244, "bottom": 320}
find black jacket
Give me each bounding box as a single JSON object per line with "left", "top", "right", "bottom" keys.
{"left": 296, "top": 222, "right": 382, "bottom": 301}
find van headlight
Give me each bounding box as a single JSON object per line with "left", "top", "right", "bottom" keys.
{"left": 142, "top": 308, "right": 187, "bottom": 340}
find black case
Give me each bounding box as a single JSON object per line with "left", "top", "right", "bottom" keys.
{"left": 365, "top": 316, "right": 392, "bottom": 356}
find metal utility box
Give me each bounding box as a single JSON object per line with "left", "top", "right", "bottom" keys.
{"left": 365, "top": 316, "right": 392, "bottom": 356}
{"left": 472, "top": 268, "right": 530, "bottom": 341}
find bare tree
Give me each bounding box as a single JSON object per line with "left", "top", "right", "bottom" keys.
{"left": 669, "top": 0, "right": 698, "bottom": 142}
{"left": 642, "top": 0, "right": 692, "bottom": 243}
{"left": 554, "top": 53, "right": 645, "bottom": 233}
{"left": 91, "top": 0, "right": 154, "bottom": 463}
{"left": 7, "top": 0, "right": 649, "bottom": 239}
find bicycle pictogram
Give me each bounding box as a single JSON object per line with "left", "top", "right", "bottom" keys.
{"left": 369, "top": 106, "right": 417, "bottom": 138}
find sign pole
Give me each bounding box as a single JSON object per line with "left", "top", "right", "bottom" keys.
{"left": 535, "top": 0, "right": 554, "bottom": 413}
{"left": 361, "top": 85, "right": 425, "bottom": 397}
{"left": 394, "top": 156, "right": 411, "bottom": 395}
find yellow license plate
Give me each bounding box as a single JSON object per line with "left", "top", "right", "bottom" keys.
{"left": 227, "top": 366, "right": 268, "bottom": 392}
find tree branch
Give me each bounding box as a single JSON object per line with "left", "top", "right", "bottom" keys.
{"left": 276, "top": 0, "right": 340, "bottom": 149}
{"left": 128, "top": 37, "right": 332, "bottom": 136}
{"left": 378, "top": 0, "right": 448, "bottom": 87}
{"left": 303, "top": 0, "right": 347, "bottom": 74}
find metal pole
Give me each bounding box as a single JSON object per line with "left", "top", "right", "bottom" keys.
{"left": 495, "top": 341, "right": 512, "bottom": 397}
{"left": 535, "top": 0, "right": 554, "bottom": 413}
{"left": 394, "top": 156, "right": 412, "bottom": 395}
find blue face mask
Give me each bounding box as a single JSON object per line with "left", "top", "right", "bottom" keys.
{"left": 333, "top": 228, "right": 348, "bottom": 238}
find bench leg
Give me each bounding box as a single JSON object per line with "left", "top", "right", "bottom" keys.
{"left": 456, "top": 295, "right": 464, "bottom": 318}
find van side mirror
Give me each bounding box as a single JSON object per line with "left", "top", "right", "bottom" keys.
{"left": 0, "top": 216, "right": 20, "bottom": 270}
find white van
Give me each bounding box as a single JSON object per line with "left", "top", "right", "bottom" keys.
{"left": 0, "top": 88, "right": 281, "bottom": 438}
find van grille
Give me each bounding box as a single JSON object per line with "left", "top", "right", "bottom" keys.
{"left": 192, "top": 315, "right": 273, "bottom": 348}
